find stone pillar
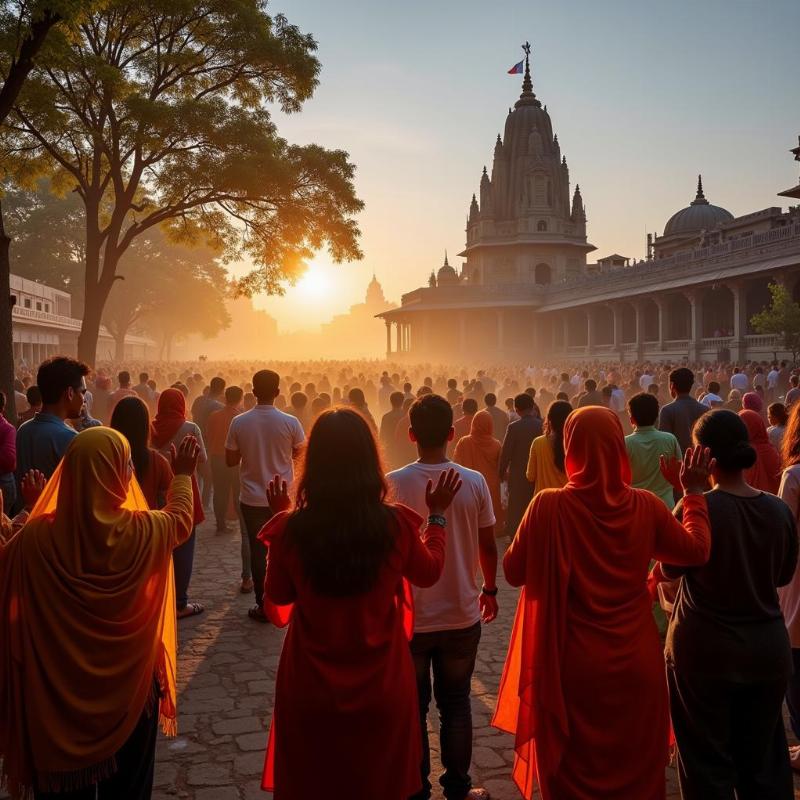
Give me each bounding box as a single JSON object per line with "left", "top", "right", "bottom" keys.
{"left": 586, "top": 308, "right": 596, "bottom": 357}
{"left": 731, "top": 281, "right": 748, "bottom": 363}
{"left": 395, "top": 322, "right": 401, "bottom": 354}
{"left": 385, "top": 320, "right": 392, "bottom": 357}
{"left": 654, "top": 296, "right": 666, "bottom": 352}
{"left": 633, "top": 300, "right": 645, "bottom": 361}
{"left": 612, "top": 303, "right": 623, "bottom": 350}
{"left": 686, "top": 289, "right": 704, "bottom": 363}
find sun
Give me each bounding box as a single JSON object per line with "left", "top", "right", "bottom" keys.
{"left": 295, "top": 263, "right": 331, "bottom": 300}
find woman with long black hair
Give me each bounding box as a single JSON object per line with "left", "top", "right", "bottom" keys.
{"left": 258, "top": 407, "right": 460, "bottom": 800}
{"left": 525, "top": 399, "right": 571, "bottom": 495}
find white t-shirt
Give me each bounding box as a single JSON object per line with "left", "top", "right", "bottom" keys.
{"left": 639, "top": 373, "right": 654, "bottom": 389}
{"left": 768, "top": 369, "right": 779, "bottom": 389}
{"left": 700, "top": 393, "right": 722, "bottom": 408}
{"left": 387, "top": 461, "right": 495, "bottom": 633}
{"left": 225, "top": 404, "right": 305, "bottom": 506}
{"left": 730, "top": 373, "right": 749, "bottom": 392}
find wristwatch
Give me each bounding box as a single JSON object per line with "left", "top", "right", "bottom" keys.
{"left": 427, "top": 514, "right": 447, "bottom": 528}
{"left": 481, "top": 585, "right": 498, "bottom": 597}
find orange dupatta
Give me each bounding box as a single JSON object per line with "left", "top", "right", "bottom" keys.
{"left": 0, "top": 428, "right": 191, "bottom": 798}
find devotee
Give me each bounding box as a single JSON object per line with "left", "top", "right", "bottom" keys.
{"left": 768, "top": 402, "right": 789, "bottom": 451}
{"left": 576, "top": 378, "right": 603, "bottom": 407}
{"left": 453, "top": 409, "right": 503, "bottom": 532}
{"left": 484, "top": 392, "right": 509, "bottom": 442}
{"left": 110, "top": 396, "right": 173, "bottom": 512}
{"left": 107, "top": 370, "right": 137, "bottom": 417}
{"left": 259, "top": 409, "right": 457, "bottom": 800}
{"left": 151, "top": 388, "right": 207, "bottom": 619}
{"left": 452, "top": 397, "right": 478, "bottom": 449}
{"left": 133, "top": 371, "right": 156, "bottom": 412}
{"left": 730, "top": 367, "right": 749, "bottom": 393}
{"left": 91, "top": 375, "right": 112, "bottom": 423}
{"left": 625, "top": 392, "right": 682, "bottom": 508}
{"left": 16, "top": 356, "right": 88, "bottom": 484}
{"left": 658, "top": 367, "right": 707, "bottom": 452}
{"left": 192, "top": 376, "right": 225, "bottom": 509}
{"left": 380, "top": 390, "right": 406, "bottom": 468}
{"left": 499, "top": 393, "right": 542, "bottom": 539}
{"left": 0, "top": 430, "right": 200, "bottom": 800}
{"left": 16, "top": 385, "right": 42, "bottom": 426}
{"left": 348, "top": 387, "right": 378, "bottom": 433}
{"left": 725, "top": 388, "right": 743, "bottom": 412}
{"left": 226, "top": 369, "right": 304, "bottom": 622}
{"left": 739, "top": 409, "right": 781, "bottom": 494}
{"left": 494, "top": 407, "right": 713, "bottom": 800}
{"left": 660, "top": 409, "right": 796, "bottom": 798}
{"left": 700, "top": 380, "right": 723, "bottom": 408}
{"left": 388, "top": 394, "right": 496, "bottom": 800}
{"left": 787, "top": 375, "right": 800, "bottom": 408}
{"left": 525, "top": 400, "right": 571, "bottom": 495}
{"left": 779, "top": 404, "right": 800, "bottom": 768}
{"left": 0, "top": 393, "right": 16, "bottom": 512}
{"left": 287, "top": 390, "right": 310, "bottom": 429}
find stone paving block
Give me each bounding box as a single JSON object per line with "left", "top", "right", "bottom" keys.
{"left": 196, "top": 789, "right": 240, "bottom": 800}
{"left": 212, "top": 716, "right": 264, "bottom": 736}
{"left": 235, "top": 731, "right": 269, "bottom": 752}
{"left": 234, "top": 750, "right": 266, "bottom": 776}
{"left": 186, "top": 762, "right": 232, "bottom": 786}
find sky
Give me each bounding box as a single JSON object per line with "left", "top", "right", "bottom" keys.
{"left": 246, "top": 0, "right": 800, "bottom": 332}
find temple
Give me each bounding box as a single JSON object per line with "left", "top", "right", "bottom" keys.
{"left": 378, "top": 50, "right": 800, "bottom": 364}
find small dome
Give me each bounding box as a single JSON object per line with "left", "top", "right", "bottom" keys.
{"left": 437, "top": 251, "right": 459, "bottom": 286}
{"left": 663, "top": 176, "right": 733, "bottom": 237}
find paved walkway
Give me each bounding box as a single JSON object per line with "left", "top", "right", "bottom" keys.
{"left": 6, "top": 516, "right": 796, "bottom": 800}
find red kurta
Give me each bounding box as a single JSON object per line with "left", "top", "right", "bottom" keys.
{"left": 259, "top": 504, "right": 445, "bottom": 800}
{"left": 493, "top": 407, "right": 711, "bottom": 800}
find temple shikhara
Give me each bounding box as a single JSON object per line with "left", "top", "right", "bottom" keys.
{"left": 379, "top": 51, "right": 800, "bottom": 363}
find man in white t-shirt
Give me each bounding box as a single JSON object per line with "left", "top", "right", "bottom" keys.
{"left": 226, "top": 369, "right": 304, "bottom": 622}
{"left": 387, "top": 394, "right": 497, "bottom": 800}
{"left": 730, "top": 368, "right": 749, "bottom": 393}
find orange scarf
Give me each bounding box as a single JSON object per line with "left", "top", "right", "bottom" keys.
{"left": 0, "top": 428, "right": 182, "bottom": 797}
{"left": 453, "top": 409, "right": 502, "bottom": 513}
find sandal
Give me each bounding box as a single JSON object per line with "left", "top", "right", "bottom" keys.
{"left": 248, "top": 605, "right": 268, "bottom": 623}
{"left": 177, "top": 602, "right": 204, "bottom": 619}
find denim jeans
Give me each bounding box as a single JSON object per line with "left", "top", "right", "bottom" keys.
{"left": 239, "top": 503, "right": 272, "bottom": 607}
{"left": 409, "top": 622, "right": 481, "bottom": 800}
{"left": 173, "top": 527, "right": 196, "bottom": 610}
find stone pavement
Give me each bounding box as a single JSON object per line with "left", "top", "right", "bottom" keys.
{"left": 152, "top": 520, "right": 800, "bottom": 800}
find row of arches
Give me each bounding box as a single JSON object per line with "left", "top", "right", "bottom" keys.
{"left": 555, "top": 277, "right": 778, "bottom": 348}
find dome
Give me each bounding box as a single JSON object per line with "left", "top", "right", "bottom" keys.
{"left": 663, "top": 176, "right": 733, "bottom": 237}
{"left": 436, "top": 251, "right": 459, "bottom": 285}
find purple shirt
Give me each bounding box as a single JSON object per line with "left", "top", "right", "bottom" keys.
{"left": 0, "top": 415, "right": 16, "bottom": 476}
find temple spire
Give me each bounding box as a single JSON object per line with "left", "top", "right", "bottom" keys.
{"left": 444, "top": 250, "right": 449, "bottom": 267}
{"left": 692, "top": 174, "right": 709, "bottom": 206}
{"left": 515, "top": 41, "right": 541, "bottom": 109}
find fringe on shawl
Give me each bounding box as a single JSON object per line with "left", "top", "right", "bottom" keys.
{"left": 2, "top": 755, "right": 118, "bottom": 800}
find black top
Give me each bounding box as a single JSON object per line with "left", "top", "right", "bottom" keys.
{"left": 657, "top": 394, "right": 707, "bottom": 453}
{"left": 664, "top": 489, "right": 798, "bottom": 681}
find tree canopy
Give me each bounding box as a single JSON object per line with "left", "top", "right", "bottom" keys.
{"left": 0, "top": 0, "right": 363, "bottom": 363}
{"left": 750, "top": 281, "right": 800, "bottom": 363}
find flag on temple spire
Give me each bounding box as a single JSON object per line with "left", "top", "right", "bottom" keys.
{"left": 508, "top": 60, "right": 524, "bottom": 75}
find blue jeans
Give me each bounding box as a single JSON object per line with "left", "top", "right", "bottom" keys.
{"left": 173, "top": 527, "right": 196, "bottom": 610}
{"left": 409, "top": 622, "right": 481, "bottom": 800}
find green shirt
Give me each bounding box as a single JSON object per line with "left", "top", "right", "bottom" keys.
{"left": 624, "top": 426, "right": 682, "bottom": 509}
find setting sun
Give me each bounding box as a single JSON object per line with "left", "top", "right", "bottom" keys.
{"left": 295, "top": 263, "right": 332, "bottom": 300}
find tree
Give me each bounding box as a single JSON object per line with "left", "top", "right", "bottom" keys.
{"left": 1, "top": 0, "right": 363, "bottom": 364}
{"left": 0, "top": 1, "right": 81, "bottom": 422}
{"left": 104, "top": 228, "right": 229, "bottom": 360}
{"left": 750, "top": 282, "right": 800, "bottom": 364}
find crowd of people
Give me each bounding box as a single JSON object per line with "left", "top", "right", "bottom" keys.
{"left": 1, "top": 354, "right": 799, "bottom": 799}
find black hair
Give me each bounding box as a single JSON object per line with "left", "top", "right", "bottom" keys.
{"left": 546, "top": 400, "right": 572, "bottom": 472}
{"left": 118, "top": 370, "right": 130, "bottom": 386}
{"left": 584, "top": 379, "right": 597, "bottom": 392}
{"left": 26, "top": 385, "right": 42, "bottom": 406}
{"left": 225, "top": 385, "right": 244, "bottom": 404}
{"left": 37, "top": 356, "right": 90, "bottom": 405}
{"left": 462, "top": 398, "right": 478, "bottom": 415}
{"left": 693, "top": 409, "right": 756, "bottom": 471}
{"left": 514, "top": 393, "right": 534, "bottom": 412}
{"left": 253, "top": 369, "right": 280, "bottom": 401}
{"left": 139, "top": 372, "right": 148, "bottom": 383}
{"left": 389, "top": 391, "right": 404, "bottom": 409}
{"left": 669, "top": 367, "right": 695, "bottom": 395}
{"left": 209, "top": 376, "right": 226, "bottom": 395}
{"left": 291, "top": 391, "right": 308, "bottom": 409}
{"left": 628, "top": 392, "right": 659, "bottom": 427}
{"left": 484, "top": 393, "right": 497, "bottom": 406}
{"left": 110, "top": 396, "right": 152, "bottom": 481}
{"left": 708, "top": 381, "right": 721, "bottom": 395}
{"left": 409, "top": 394, "right": 453, "bottom": 448}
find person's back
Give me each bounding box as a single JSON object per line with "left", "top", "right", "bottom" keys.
{"left": 484, "top": 393, "right": 508, "bottom": 443}
{"left": 658, "top": 367, "right": 707, "bottom": 451}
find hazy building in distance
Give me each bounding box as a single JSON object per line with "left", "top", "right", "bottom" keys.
{"left": 379, "top": 52, "right": 800, "bottom": 364}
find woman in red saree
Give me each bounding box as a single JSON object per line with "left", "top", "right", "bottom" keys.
{"left": 493, "top": 406, "right": 713, "bottom": 800}
{"left": 258, "top": 408, "right": 461, "bottom": 800}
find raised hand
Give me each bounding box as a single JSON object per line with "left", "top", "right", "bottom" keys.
{"left": 680, "top": 445, "right": 715, "bottom": 495}
{"left": 658, "top": 455, "right": 682, "bottom": 492}
{"left": 425, "top": 468, "right": 463, "bottom": 516}
{"left": 267, "top": 474, "right": 292, "bottom": 514}
{"left": 21, "top": 469, "right": 46, "bottom": 510}
{"left": 173, "top": 435, "right": 201, "bottom": 477}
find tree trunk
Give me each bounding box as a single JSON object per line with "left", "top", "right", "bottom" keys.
{"left": 0, "top": 202, "right": 17, "bottom": 425}
{"left": 78, "top": 289, "right": 103, "bottom": 365}
{"left": 114, "top": 331, "right": 126, "bottom": 362}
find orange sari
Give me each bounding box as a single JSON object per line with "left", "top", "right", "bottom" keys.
{"left": 493, "top": 407, "right": 711, "bottom": 799}
{"left": 453, "top": 410, "right": 503, "bottom": 524}
{"left": 0, "top": 428, "right": 193, "bottom": 797}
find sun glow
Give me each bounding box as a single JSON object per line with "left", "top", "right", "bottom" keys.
{"left": 295, "top": 263, "right": 332, "bottom": 300}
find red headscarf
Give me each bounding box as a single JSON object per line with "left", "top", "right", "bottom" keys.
{"left": 739, "top": 409, "right": 781, "bottom": 494}
{"left": 492, "top": 407, "right": 667, "bottom": 798}
{"left": 151, "top": 388, "right": 204, "bottom": 525}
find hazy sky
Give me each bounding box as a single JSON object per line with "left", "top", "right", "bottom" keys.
{"left": 249, "top": 0, "right": 800, "bottom": 332}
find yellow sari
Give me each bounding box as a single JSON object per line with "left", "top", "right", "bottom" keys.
{"left": 0, "top": 428, "right": 193, "bottom": 797}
